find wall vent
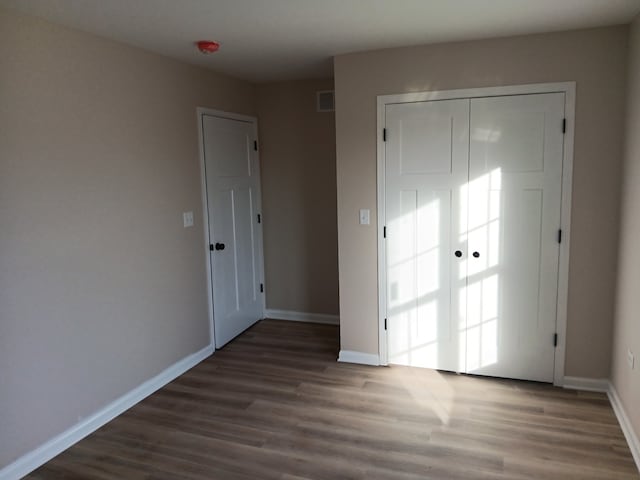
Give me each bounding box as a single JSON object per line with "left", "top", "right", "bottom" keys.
{"left": 316, "top": 90, "right": 335, "bottom": 112}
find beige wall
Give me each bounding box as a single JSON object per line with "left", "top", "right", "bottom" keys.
{"left": 334, "top": 26, "right": 628, "bottom": 378}
{"left": 0, "top": 9, "right": 254, "bottom": 467}
{"left": 612, "top": 14, "right": 640, "bottom": 443}
{"left": 256, "top": 80, "right": 339, "bottom": 315}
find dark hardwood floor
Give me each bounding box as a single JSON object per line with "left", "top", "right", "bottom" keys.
{"left": 27, "top": 319, "right": 638, "bottom": 479}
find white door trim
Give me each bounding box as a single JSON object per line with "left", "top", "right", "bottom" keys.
{"left": 196, "top": 108, "right": 266, "bottom": 348}
{"left": 376, "top": 82, "right": 576, "bottom": 386}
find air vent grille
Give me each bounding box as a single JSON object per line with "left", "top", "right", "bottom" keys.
{"left": 317, "top": 90, "right": 335, "bottom": 112}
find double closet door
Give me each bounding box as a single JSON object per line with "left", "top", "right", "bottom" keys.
{"left": 384, "top": 93, "right": 565, "bottom": 383}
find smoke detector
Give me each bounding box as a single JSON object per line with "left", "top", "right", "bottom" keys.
{"left": 196, "top": 40, "right": 220, "bottom": 54}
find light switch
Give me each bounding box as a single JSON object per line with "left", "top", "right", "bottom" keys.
{"left": 183, "top": 211, "right": 194, "bottom": 228}
{"left": 359, "top": 209, "right": 370, "bottom": 225}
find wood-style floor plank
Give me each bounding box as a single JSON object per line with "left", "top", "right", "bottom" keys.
{"left": 26, "top": 319, "right": 639, "bottom": 479}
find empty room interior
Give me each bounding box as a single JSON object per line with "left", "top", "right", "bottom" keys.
{"left": 3, "top": 1, "right": 640, "bottom": 479}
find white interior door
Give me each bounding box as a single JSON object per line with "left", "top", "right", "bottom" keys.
{"left": 384, "top": 92, "right": 565, "bottom": 383}
{"left": 385, "top": 99, "right": 469, "bottom": 372}
{"left": 202, "top": 113, "right": 264, "bottom": 348}
{"left": 465, "top": 93, "right": 564, "bottom": 382}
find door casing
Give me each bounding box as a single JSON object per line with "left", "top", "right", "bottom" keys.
{"left": 197, "top": 108, "right": 266, "bottom": 349}
{"left": 376, "top": 82, "right": 576, "bottom": 386}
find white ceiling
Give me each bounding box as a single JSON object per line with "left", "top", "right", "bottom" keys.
{"left": 2, "top": 0, "right": 639, "bottom": 83}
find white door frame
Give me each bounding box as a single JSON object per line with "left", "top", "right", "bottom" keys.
{"left": 196, "top": 107, "right": 266, "bottom": 348}
{"left": 376, "top": 82, "right": 576, "bottom": 386}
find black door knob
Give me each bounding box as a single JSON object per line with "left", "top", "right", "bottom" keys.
{"left": 215, "top": 243, "right": 225, "bottom": 251}
{"left": 472, "top": 251, "right": 480, "bottom": 258}
{"left": 454, "top": 250, "right": 462, "bottom": 258}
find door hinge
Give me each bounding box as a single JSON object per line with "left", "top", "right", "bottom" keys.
{"left": 562, "top": 118, "right": 566, "bottom": 134}
{"left": 257, "top": 213, "right": 261, "bottom": 224}
{"left": 260, "top": 283, "right": 264, "bottom": 293}
{"left": 254, "top": 140, "right": 258, "bottom": 151}
{"left": 384, "top": 318, "right": 387, "bottom": 330}
{"left": 383, "top": 128, "right": 387, "bottom": 142}
{"left": 553, "top": 333, "right": 558, "bottom": 347}
{"left": 209, "top": 244, "right": 214, "bottom": 251}
{"left": 557, "top": 229, "right": 562, "bottom": 244}
{"left": 383, "top": 226, "right": 387, "bottom": 238}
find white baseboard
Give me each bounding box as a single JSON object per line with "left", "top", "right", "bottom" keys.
{"left": 265, "top": 309, "right": 339, "bottom": 325}
{"left": 0, "top": 344, "right": 214, "bottom": 480}
{"left": 562, "top": 376, "right": 609, "bottom": 392}
{"left": 608, "top": 383, "right": 640, "bottom": 472}
{"left": 564, "top": 377, "right": 639, "bottom": 472}
{"left": 338, "top": 350, "right": 380, "bottom": 366}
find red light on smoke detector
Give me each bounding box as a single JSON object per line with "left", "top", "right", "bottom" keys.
{"left": 196, "top": 40, "right": 220, "bottom": 54}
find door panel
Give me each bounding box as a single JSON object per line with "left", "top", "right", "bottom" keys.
{"left": 233, "top": 186, "right": 258, "bottom": 305}
{"left": 202, "top": 114, "right": 264, "bottom": 348}
{"left": 399, "top": 114, "right": 454, "bottom": 174}
{"left": 476, "top": 110, "right": 546, "bottom": 173}
{"left": 385, "top": 99, "right": 470, "bottom": 372}
{"left": 210, "top": 189, "right": 239, "bottom": 318}
{"left": 210, "top": 127, "right": 252, "bottom": 178}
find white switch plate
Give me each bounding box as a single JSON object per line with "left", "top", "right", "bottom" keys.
{"left": 183, "top": 211, "right": 194, "bottom": 228}
{"left": 628, "top": 349, "right": 635, "bottom": 370}
{"left": 359, "top": 209, "right": 370, "bottom": 225}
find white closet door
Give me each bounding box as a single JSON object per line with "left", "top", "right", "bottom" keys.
{"left": 384, "top": 92, "right": 565, "bottom": 383}
{"left": 385, "top": 99, "right": 470, "bottom": 372}
{"left": 466, "top": 93, "right": 564, "bottom": 382}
